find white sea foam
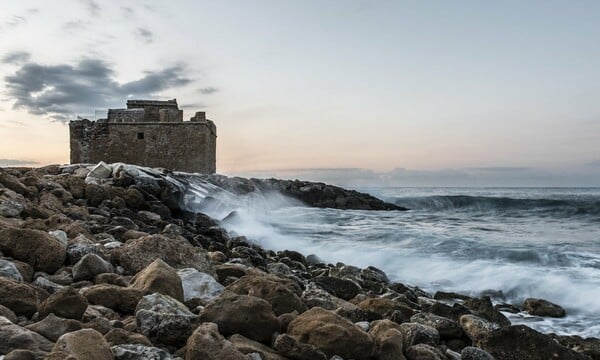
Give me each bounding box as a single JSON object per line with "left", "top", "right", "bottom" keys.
{"left": 181, "top": 180, "right": 600, "bottom": 337}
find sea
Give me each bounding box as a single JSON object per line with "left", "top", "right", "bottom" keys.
{"left": 183, "top": 182, "right": 600, "bottom": 338}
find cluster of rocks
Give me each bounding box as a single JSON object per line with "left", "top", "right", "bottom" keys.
{"left": 0, "top": 163, "right": 598, "bottom": 360}
{"left": 181, "top": 173, "right": 407, "bottom": 211}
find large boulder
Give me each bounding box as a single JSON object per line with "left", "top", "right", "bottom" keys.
{"left": 177, "top": 268, "right": 224, "bottom": 302}
{"left": 477, "top": 325, "right": 589, "bottom": 360}
{"left": 464, "top": 297, "right": 510, "bottom": 327}
{"left": 129, "top": 259, "right": 184, "bottom": 302}
{"left": 369, "top": 319, "right": 405, "bottom": 360}
{"left": 26, "top": 313, "right": 83, "bottom": 341}
{"left": 399, "top": 323, "right": 440, "bottom": 349}
{"left": 287, "top": 307, "right": 376, "bottom": 360}
{"left": 357, "top": 297, "right": 415, "bottom": 321}
{"left": 225, "top": 274, "right": 306, "bottom": 315}
{"left": 135, "top": 293, "right": 198, "bottom": 347}
{"left": 37, "top": 286, "right": 88, "bottom": 320}
{"left": 410, "top": 312, "right": 463, "bottom": 339}
{"left": 0, "top": 316, "right": 54, "bottom": 358}
{"left": 114, "top": 234, "right": 213, "bottom": 275}
{"left": 523, "top": 298, "right": 566, "bottom": 318}
{"left": 0, "top": 277, "right": 47, "bottom": 316}
{"left": 459, "top": 315, "right": 500, "bottom": 343}
{"left": 185, "top": 322, "right": 247, "bottom": 360}
{"left": 50, "top": 328, "right": 113, "bottom": 360}
{"left": 72, "top": 253, "right": 114, "bottom": 281}
{"left": 0, "top": 227, "right": 66, "bottom": 273}
{"left": 200, "top": 294, "right": 280, "bottom": 344}
{"left": 81, "top": 284, "right": 144, "bottom": 313}
{"left": 313, "top": 276, "right": 361, "bottom": 300}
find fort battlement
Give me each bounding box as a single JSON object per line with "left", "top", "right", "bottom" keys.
{"left": 69, "top": 99, "right": 216, "bottom": 173}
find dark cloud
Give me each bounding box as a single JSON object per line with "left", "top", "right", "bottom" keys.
{"left": 3, "top": 15, "right": 26, "bottom": 29}
{"left": 0, "top": 159, "right": 38, "bottom": 167}
{"left": 465, "top": 166, "right": 530, "bottom": 172}
{"left": 2, "top": 51, "right": 30, "bottom": 64}
{"left": 136, "top": 28, "right": 154, "bottom": 44}
{"left": 4, "top": 58, "right": 193, "bottom": 121}
{"left": 198, "top": 87, "right": 218, "bottom": 95}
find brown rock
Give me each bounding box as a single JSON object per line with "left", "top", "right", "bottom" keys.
{"left": 523, "top": 298, "right": 566, "bottom": 318}
{"left": 0, "top": 304, "right": 18, "bottom": 323}
{"left": 51, "top": 328, "right": 113, "bottom": 360}
{"left": 0, "top": 277, "right": 47, "bottom": 317}
{"left": 369, "top": 319, "right": 405, "bottom": 360}
{"left": 38, "top": 287, "right": 88, "bottom": 320}
{"left": 225, "top": 274, "right": 306, "bottom": 315}
{"left": 273, "top": 333, "right": 327, "bottom": 360}
{"left": 287, "top": 307, "right": 376, "bottom": 360}
{"left": 405, "top": 344, "right": 445, "bottom": 360}
{"left": 230, "top": 334, "right": 289, "bottom": 360}
{"left": 114, "top": 234, "right": 213, "bottom": 275}
{"left": 104, "top": 328, "right": 153, "bottom": 346}
{"left": 185, "top": 322, "right": 247, "bottom": 360}
{"left": 129, "top": 259, "right": 184, "bottom": 302}
{"left": 478, "top": 325, "right": 588, "bottom": 360}
{"left": 81, "top": 284, "right": 144, "bottom": 313}
{"left": 357, "top": 297, "right": 416, "bottom": 320}
{"left": 0, "top": 227, "right": 66, "bottom": 273}
{"left": 200, "top": 294, "right": 280, "bottom": 344}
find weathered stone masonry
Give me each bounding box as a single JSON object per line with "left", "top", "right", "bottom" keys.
{"left": 69, "top": 99, "right": 216, "bottom": 173}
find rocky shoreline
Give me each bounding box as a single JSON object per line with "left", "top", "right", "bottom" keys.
{"left": 0, "top": 162, "right": 598, "bottom": 360}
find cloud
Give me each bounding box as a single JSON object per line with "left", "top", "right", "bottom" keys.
{"left": 62, "top": 20, "right": 90, "bottom": 32}
{"left": 465, "top": 166, "right": 530, "bottom": 172}
{"left": 1, "top": 51, "right": 30, "bottom": 64}
{"left": 3, "top": 58, "right": 193, "bottom": 121}
{"left": 198, "top": 87, "right": 218, "bottom": 95}
{"left": 82, "top": 0, "right": 101, "bottom": 16}
{"left": 0, "top": 159, "right": 39, "bottom": 167}
{"left": 136, "top": 27, "right": 153, "bottom": 44}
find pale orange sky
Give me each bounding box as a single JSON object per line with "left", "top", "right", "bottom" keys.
{"left": 1, "top": 1, "right": 600, "bottom": 186}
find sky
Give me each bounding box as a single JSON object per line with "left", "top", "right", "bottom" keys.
{"left": 0, "top": 0, "right": 599, "bottom": 186}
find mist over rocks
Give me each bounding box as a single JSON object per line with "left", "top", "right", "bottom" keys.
{"left": 0, "top": 162, "right": 596, "bottom": 359}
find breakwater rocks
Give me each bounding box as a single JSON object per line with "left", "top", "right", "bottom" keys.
{"left": 0, "top": 162, "right": 597, "bottom": 360}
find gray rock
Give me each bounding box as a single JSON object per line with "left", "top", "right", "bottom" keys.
{"left": 177, "top": 268, "right": 224, "bottom": 302}
{"left": 111, "top": 344, "right": 174, "bottom": 360}
{"left": 410, "top": 312, "right": 463, "bottom": 339}
{"left": 135, "top": 293, "right": 198, "bottom": 347}
{"left": 461, "top": 346, "right": 495, "bottom": 360}
{"left": 49, "top": 230, "right": 68, "bottom": 248}
{"left": 399, "top": 322, "right": 440, "bottom": 349}
{"left": 26, "top": 313, "right": 82, "bottom": 342}
{"left": 67, "top": 241, "right": 99, "bottom": 264}
{"left": 0, "top": 260, "right": 23, "bottom": 282}
{"left": 0, "top": 316, "right": 54, "bottom": 357}
{"left": 86, "top": 162, "right": 112, "bottom": 183}
{"left": 72, "top": 253, "right": 114, "bottom": 281}
{"left": 32, "top": 276, "right": 64, "bottom": 293}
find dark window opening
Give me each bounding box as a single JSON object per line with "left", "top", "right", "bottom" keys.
{"left": 137, "top": 132, "right": 144, "bottom": 140}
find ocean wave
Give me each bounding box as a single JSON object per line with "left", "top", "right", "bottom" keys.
{"left": 391, "top": 195, "right": 600, "bottom": 216}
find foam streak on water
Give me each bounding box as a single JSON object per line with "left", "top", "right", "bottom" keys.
{"left": 183, "top": 181, "right": 600, "bottom": 337}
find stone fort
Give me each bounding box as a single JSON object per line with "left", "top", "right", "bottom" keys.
{"left": 69, "top": 99, "right": 216, "bottom": 173}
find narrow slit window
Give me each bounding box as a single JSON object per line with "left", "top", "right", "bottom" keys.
{"left": 137, "top": 132, "right": 144, "bottom": 140}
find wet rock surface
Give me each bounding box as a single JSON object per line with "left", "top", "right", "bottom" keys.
{"left": 0, "top": 163, "right": 595, "bottom": 360}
